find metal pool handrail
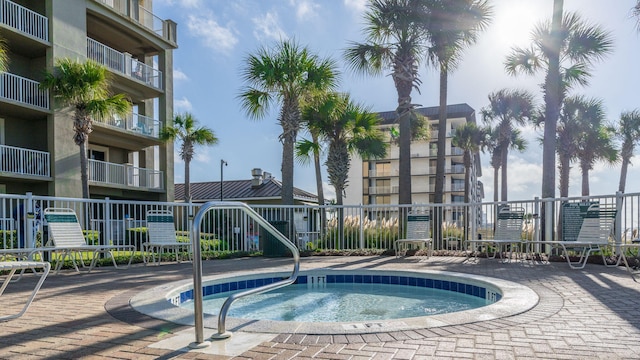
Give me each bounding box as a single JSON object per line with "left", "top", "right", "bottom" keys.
{"left": 189, "top": 201, "right": 300, "bottom": 347}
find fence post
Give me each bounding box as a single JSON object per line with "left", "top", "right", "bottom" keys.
{"left": 26, "top": 192, "right": 33, "bottom": 248}
{"left": 544, "top": 198, "right": 554, "bottom": 243}
{"left": 359, "top": 206, "right": 365, "bottom": 250}
{"left": 615, "top": 191, "right": 623, "bottom": 256}
{"left": 104, "top": 197, "right": 111, "bottom": 246}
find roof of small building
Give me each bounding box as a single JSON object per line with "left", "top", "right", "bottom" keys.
{"left": 377, "top": 103, "right": 475, "bottom": 124}
{"left": 175, "top": 177, "right": 318, "bottom": 203}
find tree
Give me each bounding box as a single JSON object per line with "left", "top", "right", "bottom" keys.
{"left": 0, "top": 35, "right": 8, "bottom": 73}
{"left": 481, "top": 89, "right": 535, "bottom": 201}
{"left": 159, "top": 112, "right": 218, "bottom": 202}
{"left": 41, "top": 59, "right": 130, "bottom": 198}
{"left": 555, "top": 96, "right": 584, "bottom": 198}
{"left": 616, "top": 110, "right": 640, "bottom": 193}
{"left": 423, "top": 0, "right": 491, "bottom": 205}
{"left": 572, "top": 98, "right": 617, "bottom": 196}
{"left": 483, "top": 126, "right": 502, "bottom": 203}
{"left": 452, "top": 122, "right": 487, "bottom": 240}
{"left": 505, "top": 9, "right": 613, "bottom": 202}
{"left": 344, "top": 0, "right": 431, "bottom": 205}
{"left": 239, "top": 39, "right": 337, "bottom": 205}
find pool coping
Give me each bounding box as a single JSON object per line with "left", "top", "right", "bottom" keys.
{"left": 130, "top": 268, "right": 539, "bottom": 335}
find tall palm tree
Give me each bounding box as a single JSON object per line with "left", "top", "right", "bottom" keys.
{"left": 481, "top": 89, "right": 535, "bottom": 201}
{"left": 572, "top": 98, "right": 617, "bottom": 196}
{"left": 452, "top": 122, "right": 487, "bottom": 240}
{"left": 159, "top": 112, "right": 218, "bottom": 202}
{"left": 239, "top": 39, "right": 337, "bottom": 205}
{"left": 555, "top": 96, "right": 585, "bottom": 198}
{"left": 295, "top": 135, "right": 325, "bottom": 207}
{"left": 344, "top": 0, "right": 431, "bottom": 205}
{"left": 505, "top": 9, "right": 613, "bottom": 201}
{"left": 41, "top": 59, "right": 130, "bottom": 198}
{"left": 617, "top": 110, "right": 640, "bottom": 193}
{"left": 424, "top": 0, "right": 492, "bottom": 205}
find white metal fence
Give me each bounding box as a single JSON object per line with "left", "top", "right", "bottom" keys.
{"left": 0, "top": 72, "right": 49, "bottom": 109}
{"left": 88, "top": 160, "right": 164, "bottom": 190}
{"left": 0, "top": 145, "right": 50, "bottom": 177}
{"left": 1, "top": 0, "right": 48, "bottom": 42}
{"left": 0, "top": 192, "right": 637, "bottom": 259}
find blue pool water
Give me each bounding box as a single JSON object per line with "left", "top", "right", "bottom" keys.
{"left": 180, "top": 282, "right": 491, "bottom": 322}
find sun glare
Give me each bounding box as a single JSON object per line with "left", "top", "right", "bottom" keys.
{"left": 490, "top": 1, "right": 549, "bottom": 50}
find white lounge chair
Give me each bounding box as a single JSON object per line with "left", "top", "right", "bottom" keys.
{"left": 395, "top": 213, "right": 433, "bottom": 258}
{"left": 527, "top": 203, "right": 616, "bottom": 269}
{"left": 143, "top": 210, "right": 191, "bottom": 265}
{"left": 0, "top": 260, "right": 50, "bottom": 321}
{"left": 44, "top": 208, "right": 134, "bottom": 274}
{"left": 467, "top": 207, "right": 525, "bottom": 262}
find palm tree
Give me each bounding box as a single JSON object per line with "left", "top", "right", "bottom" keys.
{"left": 239, "top": 39, "right": 337, "bottom": 205}
{"left": 344, "top": 0, "right": 431, "bottom": 205}
{"left": 452, "top": 122, "right": 487, "bottom": 240}
{"left": 572, "top": 98, "right": 617, "bottom": 196}
{"left": 555, "top": 96, "right": 584, "bottom": 198}
{"left": 159, "top": 112, "right": 218, "bottom": 202}
{"left": 481, "top": 89, "right": 535, "bottom": 201}
{"left": 295, "top": 135, "right": 325, "bottom": 207}
{"left": 505, "top": 9, "right": 613, "bottom": 201}
{"left": 41, "top": 59, "right": 130, "bottom": 198}
{"left": 0, "top": 35, "right": 8, "bottom": 73}
{"left": 617, "top": 110, "right": 640, "bottom": 193}
{"left": 483, "top": 126, "right": 502, "bottom": 203}
{"left": 423, "top": 0, "right": 492, "bottom": 205}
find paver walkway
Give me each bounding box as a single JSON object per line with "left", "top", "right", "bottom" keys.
{"left": 1, "top": 255, "right": 639, "bottom": 359}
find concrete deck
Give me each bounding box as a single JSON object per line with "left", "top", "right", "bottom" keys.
{"left": 1, "top": 255, "right": 639, "bottom": 359}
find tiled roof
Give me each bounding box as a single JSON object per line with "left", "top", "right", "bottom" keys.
{"left": 377, "top": 103, "right": 475, "bottom": 125}
{"left": 175, "top": 178, "right": 318, "bottom": 203}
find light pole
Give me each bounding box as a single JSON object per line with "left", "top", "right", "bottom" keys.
{"left": 220, "top": 159, "right": 227, "bottom": 201}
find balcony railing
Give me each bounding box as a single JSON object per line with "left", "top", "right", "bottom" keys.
{"left": 0, "top": 144, "right": 50, "bottom": 177}
{"left": 0, "top": 0, "right": 49, "bottom": 42}
{"left": 368, "top": 186, "right": 391, "bottom": 195}
{"left": 450, "top": 147, "right": 464, "bottom": 156}
{"left": 93, "top": 0, "right": 175, "bottom": 43}
{"left": 99, "top": 112, "right": 160, "bottom": 138}
{"left": 0, "top": 72, "right": 49, "bottom": 109}
{"left": 87, "top": 38, "right": 162, "bottom": 89}
{"left": 89, "top": 159, "right": 164, "bottom": 189}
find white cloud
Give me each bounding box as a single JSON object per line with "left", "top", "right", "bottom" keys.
{"left": 289, "top": 0, "right": 320, "bottom": 22}
{"left": 186, "top": 14, "right": 238, "bottom": 54}
{"left": 323, "top": 181, "right": 336, "bottom": 203}
{"left": 174, "top": 97, "right": 192, "bottom": 112}
{"left": 173, "top": 68, "right": 188, "bottom": 81}
{"left": 252, "top": 11, "right": 287, "bottom": 42}
{"left": 156, "top": 0, "right": 201, "bottom": 8}
{"left": 343, "top": 0, "right": 367, "bottom": 14}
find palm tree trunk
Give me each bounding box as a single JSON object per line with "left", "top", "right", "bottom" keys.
{"left": 397, "top": 95, "right": 412, "bottom": 206}
{"left": 559, "top": 154, "right": 570, "bottom": 198}
{"left": 500, "top": 145, "right": 508, "bottom": 202}
{"left": 434, "top": 67, "right": 449, "bottom": 244}
{"left": 312, "top": 132, "right": 327, "bottom": 238}
{"left": 184, "top": 159, "right": 191, "bottom": 202}
{"left": 619, "top": 156, "right": 630, "bottom": 193}
{"left": 493, "top": 165, "right": 499, "bottom": 202}
{"left": 581, "top": 162, "right": 590, "bottom": 196}
{"left": 463, "top": 152, "right": 471, "bottom": 241}
{"left": 79, "top": 139, "right": 90, "bottom": 199}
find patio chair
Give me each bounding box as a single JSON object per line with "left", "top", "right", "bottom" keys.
{"left": 44, "top": 208, "right": 134, "bottom": 274}
{"left": 527, "top": 203, "right": 616, "bottom": 269}
{"left": 143, "top": 210, "right": 191, "bottom": 265}
{"left": 467, "top": 207, "right": 525, "bottom": 262}
{"left": 0, "top": 260, "right": 50, "bottom": 321}
{"left": 395, "top": 213, "right": 433, "bottom": 258}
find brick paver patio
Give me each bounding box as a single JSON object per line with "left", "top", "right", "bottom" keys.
{"left": 1, "top": 255, "right": 639, "bottom": 359}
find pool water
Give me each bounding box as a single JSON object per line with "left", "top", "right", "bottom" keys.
{"left": 180, "top": 282, "right": 491, "bottom": 322}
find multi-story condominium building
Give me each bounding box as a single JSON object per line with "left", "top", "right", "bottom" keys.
{"left": 0, "top": 0, "right": 177, "bottom": 201}
{"left": 345, "top": 103, "right": 484, "bottom": 210}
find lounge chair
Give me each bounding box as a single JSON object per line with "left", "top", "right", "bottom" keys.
{"left": 143, "top": 210, "right": 191, "bottom": 265}
{"left": 395, "top": 213, "right": 433, "bottom": 258}
{"left": 44, "top": 208, "right": 134, "bottom": 274}
{"left": 527, "top": 203, "right": 616, "bottom": 269}
{"left": 0, "top": 260, "right": 50, "bottom": 321}
{"left": 467, "top": 207, "right": 525, "bottom": 262}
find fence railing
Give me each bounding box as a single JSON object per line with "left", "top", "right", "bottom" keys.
{"left": 0, "top": 144, "right": 50, "bottom": 177}
{"left": 0, "top": 0, "right": 48, "bottom": 42}
{"left": 93, "top": 0, "right": 175, "bottom": 43}
{"left": 88, "top": 159, "right": 164, "bottom": 190}
{"left": 99, "top": 112, "right": 160, "bottom": 138}
{"left": 0, "top": 72, "right": 49, "bottom": 109}
{"left": 1, "top": 192, "right": 638, "bottom": 260}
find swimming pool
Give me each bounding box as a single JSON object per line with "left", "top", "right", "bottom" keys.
{"left": 131, "top": 269, "right": 538, "bottom": 335}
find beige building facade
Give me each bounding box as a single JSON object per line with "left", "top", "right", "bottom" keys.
{"left": 0, "top": 0, "right": 177, "bottom": 201}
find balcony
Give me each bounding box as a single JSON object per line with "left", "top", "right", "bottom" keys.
{"left": 0, "top": 144, "right": 50, "bottom": 178}
{"left": 0, "top": 72, "right": 49, "bottom": 109}
{"left": 367, "top": 170, "right": 392, "bottom": 177}
{"left": 89, "top": 159, "right": 164, "bottom": 190}
{"left": 87, "top": 38, "right": 162, "bottom": 90}
{"left": 0, "top": 0, "right": 48, "bottom": 42}
{"left": 450, "top": 147, "right": 464, "bottom": 156}
{"left": 368, "top": 186, "right": 391, "bottom": 195}
{"left": 93, "top": 0, "right": 176, "bottom": 43}
{"left": 98, "top": 112, "right": 159, "bottom": 138}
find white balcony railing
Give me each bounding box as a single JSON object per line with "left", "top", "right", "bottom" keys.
{"left": 100, "top": 112, "right": 160, "bottom": 138}
{"left": 93, "top": 0, "right": 175, "bottom": 42}
{"left": 89, "top": 159, "right": 164, "bottom": 189}
{"left": 0, "top": 0, "right": 49, "bottom": 42}
{"left": 0, "top": 72, "right": 49, "bottom": 109}
{"left": 0, "top": 144, "right": 50, "bottom": 177}
{"left": 87, "top": 38, "right": 162, "bottom": 89}
{"left": 368, "top": 186, "right": 391, "bottom": 195}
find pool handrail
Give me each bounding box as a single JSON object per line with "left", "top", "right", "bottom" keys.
{"left": 189, "top": 201, "right": 300, "bottom": 346}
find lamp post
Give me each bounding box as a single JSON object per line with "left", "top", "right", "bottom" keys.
{"left": 220, "top": 159, "right": 227, "bottom": 201}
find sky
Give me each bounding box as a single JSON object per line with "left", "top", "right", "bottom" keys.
{"left": 152, "top": 0, "right": 640, "bottom": 203}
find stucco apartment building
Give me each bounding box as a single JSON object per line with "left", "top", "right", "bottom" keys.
{"left": 0, "top": 0, "right": 177, "bottom": 201}
{"left": 345, "top": 103, "right": 484, "bottom": 211}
